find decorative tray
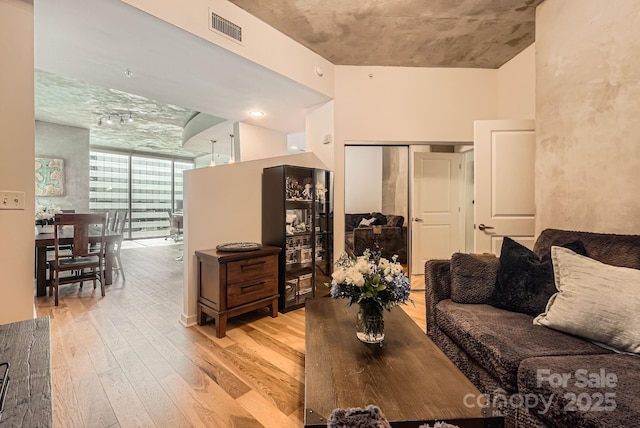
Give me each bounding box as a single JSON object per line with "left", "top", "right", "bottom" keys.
{"left": 216, "top": 242, "right": 263, "bottom": 252}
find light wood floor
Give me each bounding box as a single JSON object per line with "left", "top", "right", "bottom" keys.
{"left": 36, "top": 245, "right": 427, "bottom": 428}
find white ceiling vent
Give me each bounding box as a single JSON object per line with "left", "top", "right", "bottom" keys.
{"left": 210, "top": 11, "right": 242, "bottom": 44}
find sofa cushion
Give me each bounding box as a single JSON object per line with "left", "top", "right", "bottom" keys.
{"left": 534, "top": 246, "right": 640, "bottom": 353}
{"left": 489, "top": 237, "right": 587, "bottom": 316}
{"left": 435, "top": 300, "right": 612, "bottom": 392}
{"left": 386, "top": 215, "right": 404, "bottom": 228}
{"left": 450, "top": 253, "right": 499, "bottom": 304}
{"left": 518, "top": 353, "right": 640, "bottom": 428}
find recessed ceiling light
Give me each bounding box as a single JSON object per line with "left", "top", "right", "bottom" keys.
{"left": 249, "top": 111, "right": 264, "bottom": 117}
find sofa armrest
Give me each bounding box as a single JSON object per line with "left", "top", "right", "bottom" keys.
{"left": 424, "top": 259, "right": 451, "bottom": 338}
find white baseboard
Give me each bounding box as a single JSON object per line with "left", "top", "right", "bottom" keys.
{"left": 180, "top": 313, "right": 198, "bottom": 327}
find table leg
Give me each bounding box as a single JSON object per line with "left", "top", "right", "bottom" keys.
{"left": 36, "top": 247, "right": 47, "bottom": 297}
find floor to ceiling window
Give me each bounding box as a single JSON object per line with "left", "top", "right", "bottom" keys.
{"left": 90, "top": 150, "right": 193, "bottom": 239}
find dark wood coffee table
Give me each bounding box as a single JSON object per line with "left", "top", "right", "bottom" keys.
{"left": 304, "top": 298, "right": 503, "bottom": 428}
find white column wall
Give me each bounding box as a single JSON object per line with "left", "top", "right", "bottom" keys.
{"left": 0, "top": 0, "right": 36, "bottom": 323}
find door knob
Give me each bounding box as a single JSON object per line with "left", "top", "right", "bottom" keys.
{"left": 478, "top": 223, "right": 494, "bottom": 231}
{"left": 413, "top": 217, "right": 423, "bottom": 222}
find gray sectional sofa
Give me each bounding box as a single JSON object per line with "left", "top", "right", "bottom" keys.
{"left": 425, "top": 229, "right": 640, "bottom": 427}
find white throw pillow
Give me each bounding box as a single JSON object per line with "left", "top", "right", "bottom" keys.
{"left": 358, "top": 217, "right": 376, "bottom": 227}
{"left": 533, "top": 246, "right": 640, "bottom": 353}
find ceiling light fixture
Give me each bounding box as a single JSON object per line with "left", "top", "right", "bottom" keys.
{"left": 124, "top": 69, "right": 133, "bottom": 77}
{"left": 249, "top": 111, "right": 264, "bottom": 117}
{"left": 97, "top": 112, "right": 134, "bottom": 126}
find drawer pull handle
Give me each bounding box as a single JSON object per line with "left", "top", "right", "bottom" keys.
{"left": 241, "top": 261, "right": 266, "bottom": 269}
{"left": 240, "top": 282, "right": 266, "bottom": 292}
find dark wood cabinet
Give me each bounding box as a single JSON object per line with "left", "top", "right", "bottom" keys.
{"left": 196, "top": 245, "right": 281, "bottom": 337}
{"left": 262, "top": 165, "right": 333, "bottom": 312}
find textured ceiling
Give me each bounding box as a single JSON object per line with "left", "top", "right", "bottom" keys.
{"left": 35, "top": 0, "right": 544, "bottom": 159}
{"left": 35, "top": 70, "right": 222, "bottom": 158}
{"left": 228, "top": 0, "right": 544, "bottom": 68}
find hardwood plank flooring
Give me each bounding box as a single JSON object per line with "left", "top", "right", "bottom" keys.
{"left": 36, "top": 245, "right": 427, "bottom": 427}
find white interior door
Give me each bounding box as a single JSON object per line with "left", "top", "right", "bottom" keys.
{"left": 411, "top": 152, "right": 461, "bottom": 275}
{"left": 474, "top": 120, "right": 536, "bottom": 254}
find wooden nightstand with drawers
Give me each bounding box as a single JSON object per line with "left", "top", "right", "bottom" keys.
{"left": 196, "top": 245, "right": 281, "bottom": 338}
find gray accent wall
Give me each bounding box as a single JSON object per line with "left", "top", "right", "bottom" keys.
{"left": 35, "top": 120, "right": 90, "bottom": 212}
{"left": 382, "top": 146, "right": 408, "bottom": 223}
{"left": 536, "top": 0, "right": 640, "bottom": 234}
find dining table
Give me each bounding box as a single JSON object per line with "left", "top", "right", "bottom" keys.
{"left": 34, "top": 229, "right": 122, "bottom": 297}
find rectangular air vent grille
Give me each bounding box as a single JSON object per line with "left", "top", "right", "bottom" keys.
{"left": 211, "top": 12, "right": 242, "bottom": 43}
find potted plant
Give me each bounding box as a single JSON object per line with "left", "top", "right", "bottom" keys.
{"left": 35, "top": 204, "right": 62, "bottom": 234}
{"left": 328, "top": 249, "right": 412, "bottom": 343}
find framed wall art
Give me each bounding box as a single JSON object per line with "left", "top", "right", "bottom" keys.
{"left": 35, "top": 158, "right": 65, "bottom": 196}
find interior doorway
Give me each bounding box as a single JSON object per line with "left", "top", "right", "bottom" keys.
{"left": 344, "top": 145, "right": 410, "bottom": 268}
{"left": 344, "top": 143, "right": 474, "bottom": 276}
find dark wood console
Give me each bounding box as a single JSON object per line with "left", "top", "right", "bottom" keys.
{"left": 196, "top": 245, "right": 281, "bottom": 338}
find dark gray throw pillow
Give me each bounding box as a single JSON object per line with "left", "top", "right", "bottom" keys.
{"left": 490, "top": 237, "right": 588, "bottom": 316}
{"left": 450, "top": 253, "right": 500, "bottom": 304}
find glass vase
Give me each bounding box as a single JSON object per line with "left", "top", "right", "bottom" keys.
{"left": 356, "top": 304, "right": 385, "bottom": 343}
{"left": 36, "top": 224, "right": 54, "bottom": 234}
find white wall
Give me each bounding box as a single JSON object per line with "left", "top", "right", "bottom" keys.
{"left": 0, "top": 0, "right": 35, "bottom": 323}
{"left": 305, "top": 101, "right": 334, "bottom": 170}
{"left": 182, "top": 152, "right": 328, "bottom": 325}
{"left": 333, "top": 66, "right": 499, "bottom": 255}
{"left": 535, "top": 0, "right": 640, "bottom": 234}
{"left": 122, "top": 0, "right": 334, "bottom": 98}
{"left": 498, "top": 44, "right": 536, "bottom": 120}
{"left": 344, "top": 146, "right": 382, "bottom": 213}
{"left": 237, "top": 122, "right": 287, "bottom": 161}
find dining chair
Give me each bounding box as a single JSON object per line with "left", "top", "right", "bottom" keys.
{"left": 110, "top": 209, "right": 128, "bottom": 281}
{"left": 50, "top": 213, "right": 107, "bottom": 306}
{"left": 164, "top": 209, "right": 183, "bottom": 242}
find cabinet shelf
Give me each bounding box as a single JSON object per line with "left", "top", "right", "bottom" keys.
{"left": 285, "top": 200, "right": 313, "bottom": 209}
{"left": 286, "top": 231, "right": 313, "bottom": 237}
{"left": 285, "top": 262, "right": 314, "bottom": 273}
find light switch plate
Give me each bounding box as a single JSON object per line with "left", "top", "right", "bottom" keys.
{"left": 0, "top": 190, "right": 25, "bottom": 210}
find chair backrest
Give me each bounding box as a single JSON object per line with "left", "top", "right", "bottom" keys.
{"left": 113, "top": 209, "right": 128, "bottom": 234}
{"left": 106, "top": 209, "right": 117, "bottom": 231}
{"left": 53, "top": 213, "right": 106, "bottom": 258}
